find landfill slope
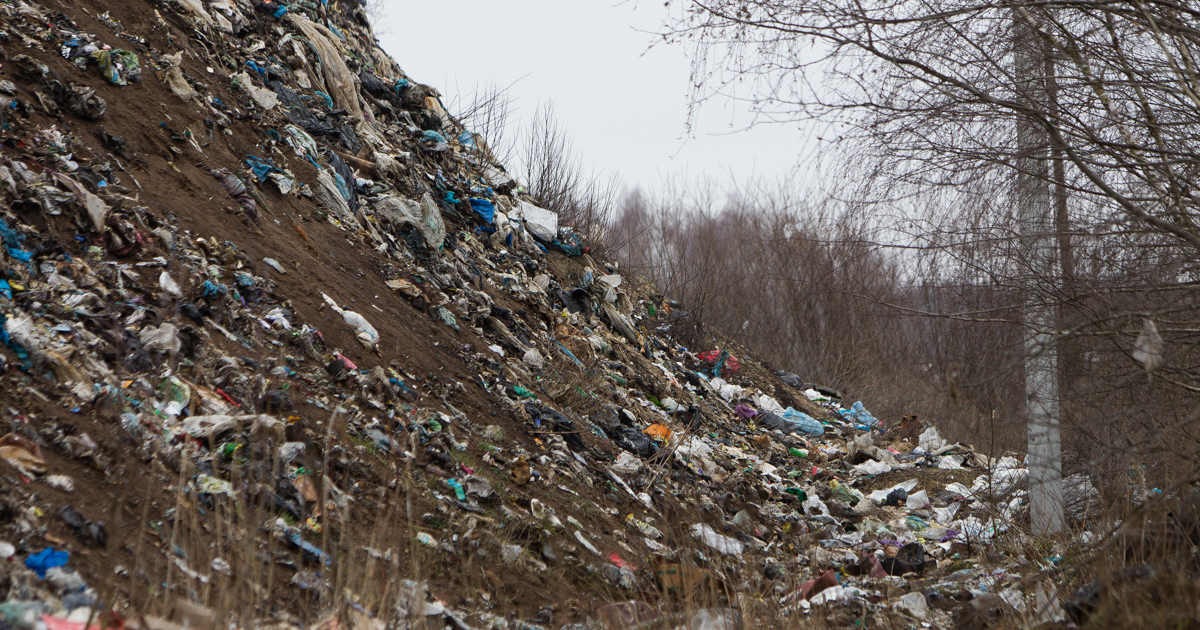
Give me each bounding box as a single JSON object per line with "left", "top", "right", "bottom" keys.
{"left": 0, "top": 1, "right": 1194, "bottom": 630}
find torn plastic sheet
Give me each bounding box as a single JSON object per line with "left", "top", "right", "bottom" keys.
{"left": 285, "top": 15, "right": 363, "bottom": 120}
{"left": 512, "top": 201, "right": 558, "bottom": 241}
{"left": 470, "top": 198, "right": 495, "bottom": 225}
{"left": 267, "top": 173, "right": 294, "bottom": 194}
{"left": 867, "top": 479, "right": 920, "bottom": 503}
{"left": 321, "top": 292, "right": 379, "bottom": 349}
{"left": 175, "top": 0, "right": 214, "bottom": 24}
{"left": 324, "top": 150, "right": 358, "bottom": 212}
{"left": 245, "top": 155, "right": 283, "bottom": 183}
{"left": 234, "top": 72, "right": 279, "bottom": 110}
{"left": 372, "top": 193, "right": 445, "bottom": 249}
{"left": 210, "top": 169, "right": 259, "bottom": 221}
{"left": 281, "top": 124, "right": 320, "bottom": 162}
{"left": 0, "top": 218, "right": 33, "bottom": 262}
{"left": 51, "top": 174, "right": 109, "bottom": 232}
{"left": 690, "top": 523, "right": 744, "bottom": 555}
{"left": 0, "top": 312, "right": 32, "bottom": 368}
{"left": 314, "top": 169, "right": 359, "bottom": 228}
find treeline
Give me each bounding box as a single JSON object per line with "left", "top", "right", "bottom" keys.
{"left": 447, "top": 83, "right": 1200, "bottom": 499}
{"left": 608, "top": 177, "right": 1200, "bottom": 497}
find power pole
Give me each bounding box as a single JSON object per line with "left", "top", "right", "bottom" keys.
{"left": 1014, "top": 7, "right": 1065, "bottom": 535}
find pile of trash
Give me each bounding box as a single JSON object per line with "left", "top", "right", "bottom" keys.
{"left": 0, "top": 0, "right": 1191, "bottom": 629}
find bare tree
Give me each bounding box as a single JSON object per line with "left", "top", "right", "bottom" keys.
{"left": 663, "top": 0, "right": 1200, "bottom": 252}
{"left": 361, "top": 0, "right": 392, "bottom": 36}
{"left": 448, "top": 80, "right": 521, "bottom": 168}
{"left": 519, "top": 103, "right": 620, "bottom": 247}
{"left": 658, "top": 0, "right": 1200, "bottom": 521}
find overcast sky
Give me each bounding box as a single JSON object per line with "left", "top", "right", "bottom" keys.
{"left": 376, "top": 1, "right": 818, "bottom": 193}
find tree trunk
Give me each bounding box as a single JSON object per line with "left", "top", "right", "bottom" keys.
{"left": 1014, "top": 8, "right": 1064, "bottom": 535}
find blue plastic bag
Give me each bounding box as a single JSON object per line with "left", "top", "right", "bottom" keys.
{"left": 245, "top": 155, "right": 282, "bottom": 183}
{"left": 839, "top": 401, "right": 880, "bottom": 430}
{"left": 782, "top": 407, "right": 825, "bottom": 437}
{"left": 0, "top": 312, "right": 31, "bottom": 368}
{"left": 287, "top": 532, "right": 330, "bottom": 565}
{"left": 90, "top": 50, "right": 124, "bottom": 85}
{"left": 25, "top": 548, "right": 69, "bottom": 578}
{"left": 421, "top": 130, "right": 447, "bottom": 144}
{"left": 552, "top": 233, "right": 584, "bottom": 256}
{"left": 201, "top": 281, "right": 228, "bottom": 300}
{"left": 245, "top": 60, "right": 269, "bottom": 78}
{"left": 458, "top": 130, "right": 477, "bottom": 149}
{"left": 470, "top": 198, "right": 495, "bottom": 224}
{"left": 0, "top": 218, "right": 32, "bottom": 262}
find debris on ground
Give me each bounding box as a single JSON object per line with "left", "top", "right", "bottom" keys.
{"left": 0, "top": 1, "right": 1185, "bottom": 629}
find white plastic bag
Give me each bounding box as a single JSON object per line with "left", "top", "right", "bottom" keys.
{"left": 513, "top": 201, "right": 558, "bottom": 241}
{"left": 140, "top": 322, "right": 181, "bottom": 355}
{"left": 611, "top": 452, "right": 642, "bottom": 475}
{"left": 158, "top": 271, "right": 182, "bottom": 297}
{"left": 234, "top": 72, "right": 279, "bottom": 110}
{"left": 690, "top": 523, "right": 744, "bottom": 555}
{"left": 322, "top": 293, "right": 379, "bottom": 349}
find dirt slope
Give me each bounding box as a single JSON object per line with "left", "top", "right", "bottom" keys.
{"left": 0, "top": 1, "right": 1186, "bottom": 630}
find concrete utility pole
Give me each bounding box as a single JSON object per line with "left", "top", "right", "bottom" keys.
{"left": 1013, "top": 8, "right": 1065, "bottom": 535}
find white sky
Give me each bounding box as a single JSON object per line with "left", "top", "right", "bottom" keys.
{"left": 375, "top": 0, "right": 818, "bottom": 193}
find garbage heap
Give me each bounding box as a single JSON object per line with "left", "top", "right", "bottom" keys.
{"left": 0, "top": 0, "right": 1192, "bottom": 629}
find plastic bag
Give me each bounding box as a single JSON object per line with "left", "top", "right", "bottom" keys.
{"left": 469, "top": 198, "right": 495, "bottom": 224}
{"left": 161, "top": 52, "right": 197, "bottom": 102}
{"left": 140, "top": 322, "right": 181, "bottom": 355}
{"left": 611, "top": 452, "right": 642, "bottom": 475}
{"left": 698, "top": 349, "right": 741, "bottom": 373}
{"left": 611, "top": 427, "right": 657, "bottom": 458}
{"left": 840, "top": 401, "right": 880, "bottom": 429}
{"left": 234, "top": 72, "right": 279, "bottom": 110}
{"left": 25, "top": 548, "right": 69, "bottom": 578}
{"left": 160, "top": 376, "right": 191, "bottom": 416}
{"left": 643, "top": 423, "right": 671, "bottom": 442}
{"left": 0, "top": 217, "right": 33, "bottom": 262}
{"left": 552, "top": 231, "right": 584, "bottom": 256}
{"left": 321, "top": 293, "right": 378, "bottom": 349}
{"left": 917, "top": 426, "right": 947, "bottom": 452}
{"left": 513, "top": 201, "right": 558, "bottom": 241}
{"left": 64, "top": 84, "right": 106, "bottom": 120}
{"left": 757, "top": 412, "right": 795, "bottom": 434}
{"left": 782, "top": 407, "right": 825, "bottom": 437}
{"left": 690, "top": 523, "right": 743, "bottom": 555}
{"left": 158, "top": 271, "right": 182, "bottom": 297}
{"left": 373, "top": 193, "right": 445, "bottom": 249}
{"left": 245, "top": 155, "right": 283, "bottom": 182}
{"left": 90, "top": 50, "right": 123, "bottom": 85}
{"left": 286, "top": 15, "right": 363, "bottom": 120}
